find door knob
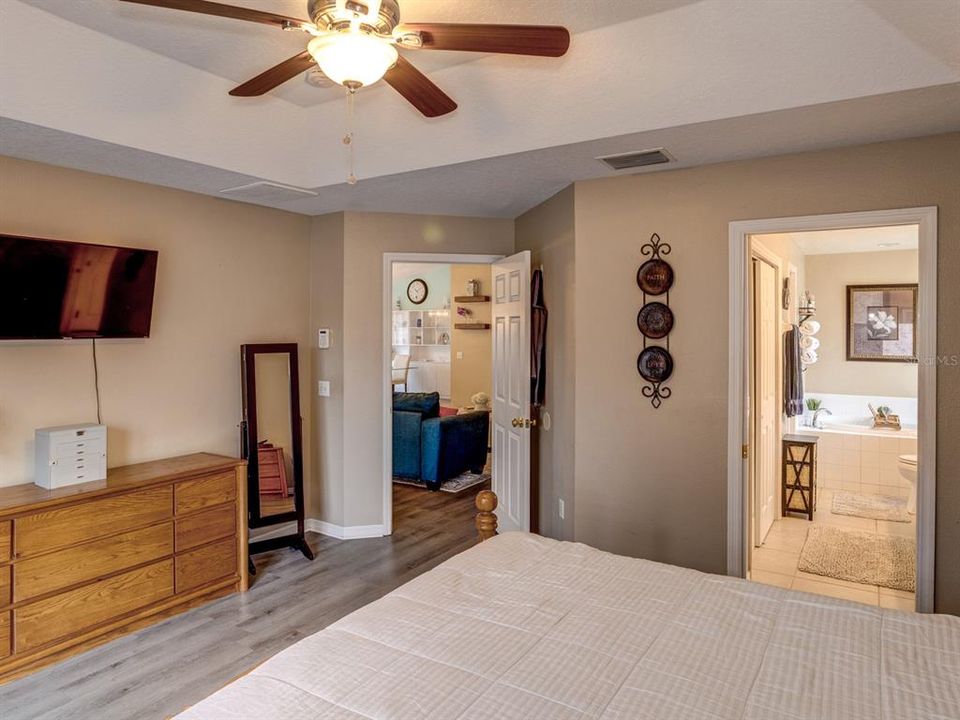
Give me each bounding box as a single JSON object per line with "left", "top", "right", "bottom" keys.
{"left": 511, "top": 418, "right": 522, "bottom": 427}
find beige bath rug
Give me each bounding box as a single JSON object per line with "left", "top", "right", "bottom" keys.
{"left": 831, "top": 491, "right": 911, "bottom": 523}
{"left": 798, "top": 525, "right": 915, "bottom": 592}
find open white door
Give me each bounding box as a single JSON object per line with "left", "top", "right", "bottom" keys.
{"left": 491, "top": 251, "right": 532, "bottom": 533}
{"left": 753, "top": 258, "right": 779, "bottom": 545}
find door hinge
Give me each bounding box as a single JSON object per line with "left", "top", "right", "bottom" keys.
{"left": 742, "top": 444, "right": 749, "bottom": 459}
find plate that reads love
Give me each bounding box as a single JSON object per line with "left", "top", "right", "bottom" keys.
{"left": 637, "top": 346, "right": 674, "bottom": 383}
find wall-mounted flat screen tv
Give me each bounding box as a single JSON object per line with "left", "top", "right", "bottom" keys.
{"left": 0, "top": 235, "right": 159, "bottom": 339}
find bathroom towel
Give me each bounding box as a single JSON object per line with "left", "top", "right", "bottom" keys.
{"left": 784, "top": 324, "right": 805, "bottom": 417}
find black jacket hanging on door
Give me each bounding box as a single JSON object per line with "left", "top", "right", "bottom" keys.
{"left": 531, "top": 268, "right": 548, "bottom": 406}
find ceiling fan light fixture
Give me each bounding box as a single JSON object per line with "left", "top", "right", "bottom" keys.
{"left": 307, "top": 32, "right": 398, "bottom": 88}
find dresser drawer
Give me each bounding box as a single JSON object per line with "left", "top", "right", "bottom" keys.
{"left": 175, "top": 503, "right": 236, "bottom": 553}
{"left": 15, "top": 559, "right": 174, "bottom": 654}
{"left": 0, "top": 565, "right": 10, "bottom": 608}
{"left": 0, "top": 521, "right": 10, "bottom": 562}
{"left": 0, "top": 520, "right": 13, "bottom": 562}
{"left": 175, "top": 537, "right": 235, "bottom": 594}
{"left": 175, "top": 472, "right": 236, "bottom": 516}
{"left": 15, "top": 486, "right": 172, "bottom": 558}
{"left": 14, "top": 523, "right": 173, "bottom": 603}
{"left": 0, "top": 611, "right": 10, "bottom": 660}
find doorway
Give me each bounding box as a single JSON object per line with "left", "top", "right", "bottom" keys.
{"left": 729, "top": 208, "right": 937, "bottom": 612}
{"left": 381, "top": 251, "right": 533, "bottom": 537}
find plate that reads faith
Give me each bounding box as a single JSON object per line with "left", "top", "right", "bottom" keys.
{"left": 636, "top": 258, "right": 674, "bottom": 295}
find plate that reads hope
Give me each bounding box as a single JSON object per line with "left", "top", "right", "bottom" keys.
{"left": 637, "top": 302, "right": 674, "bottom": 339}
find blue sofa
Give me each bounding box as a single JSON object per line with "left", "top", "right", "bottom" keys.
{"left": 392, "top": 392, "right": 489, "bottom": 490}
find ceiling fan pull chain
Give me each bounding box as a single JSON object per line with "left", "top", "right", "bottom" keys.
{"left": 344, "top": 88, "right": 358, "bottom": 185}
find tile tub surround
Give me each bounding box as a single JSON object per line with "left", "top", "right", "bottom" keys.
{"left": 797, "top": 428, "right": 917, "bottom": 499}
{"left": 801, "top": 392, "right": 918, "bottom": 428}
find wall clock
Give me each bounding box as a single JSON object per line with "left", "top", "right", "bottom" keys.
{"left": 407, "top": 278, "right": 428, "bottom": 305}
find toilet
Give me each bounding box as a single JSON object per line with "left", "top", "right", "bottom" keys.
{"left": 898, "top": 454, "right": 918, "bottom": 515}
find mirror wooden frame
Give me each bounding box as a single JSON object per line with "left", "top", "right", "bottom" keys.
{"left": 240, "top": 343, "right": 314, "bottom": 565}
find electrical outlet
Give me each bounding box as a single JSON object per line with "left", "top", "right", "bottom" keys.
{"left": 558, "top": 498, "right": 565, "bottom": 520}
{"left": 318, "top": 380, "right": 330, "bottom": 397}
{"left": 456, "top": 351, "right": 464, "bottom": 360}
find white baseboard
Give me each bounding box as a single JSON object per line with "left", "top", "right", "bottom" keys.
{"left": 307, "top": 519, "right": 386, "bottom": 539}
{"left": 251, "top": 519, "right": 386, "bottom": 541}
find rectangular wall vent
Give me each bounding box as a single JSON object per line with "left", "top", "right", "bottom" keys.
{"left": 219, "top": 181, "right": 318, "bottom": 203}
{"left": 596, "top": 148, "right": 673, "bottom": 171}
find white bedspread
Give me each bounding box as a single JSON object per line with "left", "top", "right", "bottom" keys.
{"left": 177, "top": 532, "right": 960, "bottom": 719}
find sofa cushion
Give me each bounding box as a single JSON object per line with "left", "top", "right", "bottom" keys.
{"left": 392, "top": 392, "right": 440, "bottom": 418}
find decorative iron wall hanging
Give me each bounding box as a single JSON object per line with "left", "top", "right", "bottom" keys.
{"left": 636, "top": 233, "right": 675, "bottom": 408}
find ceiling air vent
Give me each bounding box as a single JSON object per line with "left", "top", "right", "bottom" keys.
{"left": 219, "top": 181, "right": 318, "bottom": 203}
{"left": 596, "top": 148, "right": 674, "bottom": 171}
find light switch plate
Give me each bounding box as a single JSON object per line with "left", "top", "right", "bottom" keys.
{"left": 456, "top": 351, "right": 464, "bottom": 360}
{"left": 318, "top": 380, "right": 330, "bottom": 397}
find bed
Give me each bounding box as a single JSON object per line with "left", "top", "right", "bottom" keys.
{"left": 177, "top": 496, "right": 959, "bottom": 719}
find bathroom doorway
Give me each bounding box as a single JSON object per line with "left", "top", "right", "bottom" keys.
{"left": 728, "top": 208, "right": 937, "bottom": 612}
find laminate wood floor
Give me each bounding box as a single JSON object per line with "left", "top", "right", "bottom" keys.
{"left": 0, "top": 481, "right": 487, "bottom": 720}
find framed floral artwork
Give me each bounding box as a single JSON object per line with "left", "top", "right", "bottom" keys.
{"left": 846, "top": 284, "right": 917, "bottom": 362}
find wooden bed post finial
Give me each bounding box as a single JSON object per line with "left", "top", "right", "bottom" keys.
{"left": 475, "top": 489, "right": 498, "bottom": 541}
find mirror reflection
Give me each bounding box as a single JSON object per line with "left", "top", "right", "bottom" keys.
{"left": 254, "top": 353, "right": 296, "bottom": 517}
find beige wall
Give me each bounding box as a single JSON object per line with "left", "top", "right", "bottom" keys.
{"left": 308, "top": 213, "right": 345, "bottom": 523}
{"left": 565, "top": 133, "right": 959, "bottom": 613}
{"left": 515, "top": 186, "right": 576, "bottom": 540}
{"left": 0, "top": 158, "right": 313, "bottom": 498}
{"left": 803, "top": 250, "right": 919, "bottom": 397}
{"left": 336, "top": 212, "right": 514, "bottom": 526}
{"left": 450, "top": 264, "right": 492, "bottom": 408}
{"left": 751, "top": 233, "right": 806, "bottom": 326}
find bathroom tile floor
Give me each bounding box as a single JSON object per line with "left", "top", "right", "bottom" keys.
{"left": 750, "top": 488, "right": 916, "bottom": 610}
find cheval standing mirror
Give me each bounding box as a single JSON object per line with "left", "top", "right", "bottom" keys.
{"left": 240, "top": 343, "right": 314, "bottom": 571}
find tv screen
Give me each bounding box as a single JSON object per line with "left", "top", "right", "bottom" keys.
{"left": 0, "top": 235, "right": 159, "bottom": 339}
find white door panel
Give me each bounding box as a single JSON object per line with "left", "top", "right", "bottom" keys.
{"left": 492, "top": 251, "right": 531, "bottom": 534}
{"left": 754, "top": 259, "right": 779, "bottom": 545}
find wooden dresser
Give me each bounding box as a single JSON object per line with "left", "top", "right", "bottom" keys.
{"left": 0, "top": 453, "right": 247, "bottom": 682}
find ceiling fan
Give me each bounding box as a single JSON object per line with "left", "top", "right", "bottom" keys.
{"left": 119, "top": 0, "right": 571, "bottom": 118}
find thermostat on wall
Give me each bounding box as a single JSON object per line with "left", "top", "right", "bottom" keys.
{"left": 34, "top": 423, "right": 107, "bottom": 489}
{"left": 318, "top": 328, "right": 330, "bottom": 349}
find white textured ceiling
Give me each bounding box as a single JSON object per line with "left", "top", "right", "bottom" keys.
{"left": 1, "top": 0, "right": 959, "bottom": 217}
{"left": 16, "top": 0, "right": 667, "bottom": 107}
{"left": 773, "top": 227, "right": 920, "bottom": 256}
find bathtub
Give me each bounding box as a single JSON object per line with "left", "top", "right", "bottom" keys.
{"left": 799, "top": 417, "right": 917, "bottom": 438}
{"left": 795, "top": 419, "right": 917, "bottom": 498}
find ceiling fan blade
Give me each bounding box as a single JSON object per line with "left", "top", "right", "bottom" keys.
{"left": 383, "top": 55, "right": 457, "bottom": 118}
{"left": 230, "top": 51, "right": 316, "bottom": 96}
{"left": 399, "top": 23, "right": 570, "bottom": 57}
{"left": 118, "top": 0, "right": 310, "bottom": 29}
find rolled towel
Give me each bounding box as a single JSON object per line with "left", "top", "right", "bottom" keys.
{"left": 799, "top": 319, "right": 821, "bottom": 335}
{"left": 799, "top": 335, "right": 820, "bottom": 351}
{"left": 801, "top": 348, "right": 819, "bottom": 365}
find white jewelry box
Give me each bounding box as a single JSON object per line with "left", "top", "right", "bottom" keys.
{"left": 34, "top": 423, "right": 107, "bottom": 489}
